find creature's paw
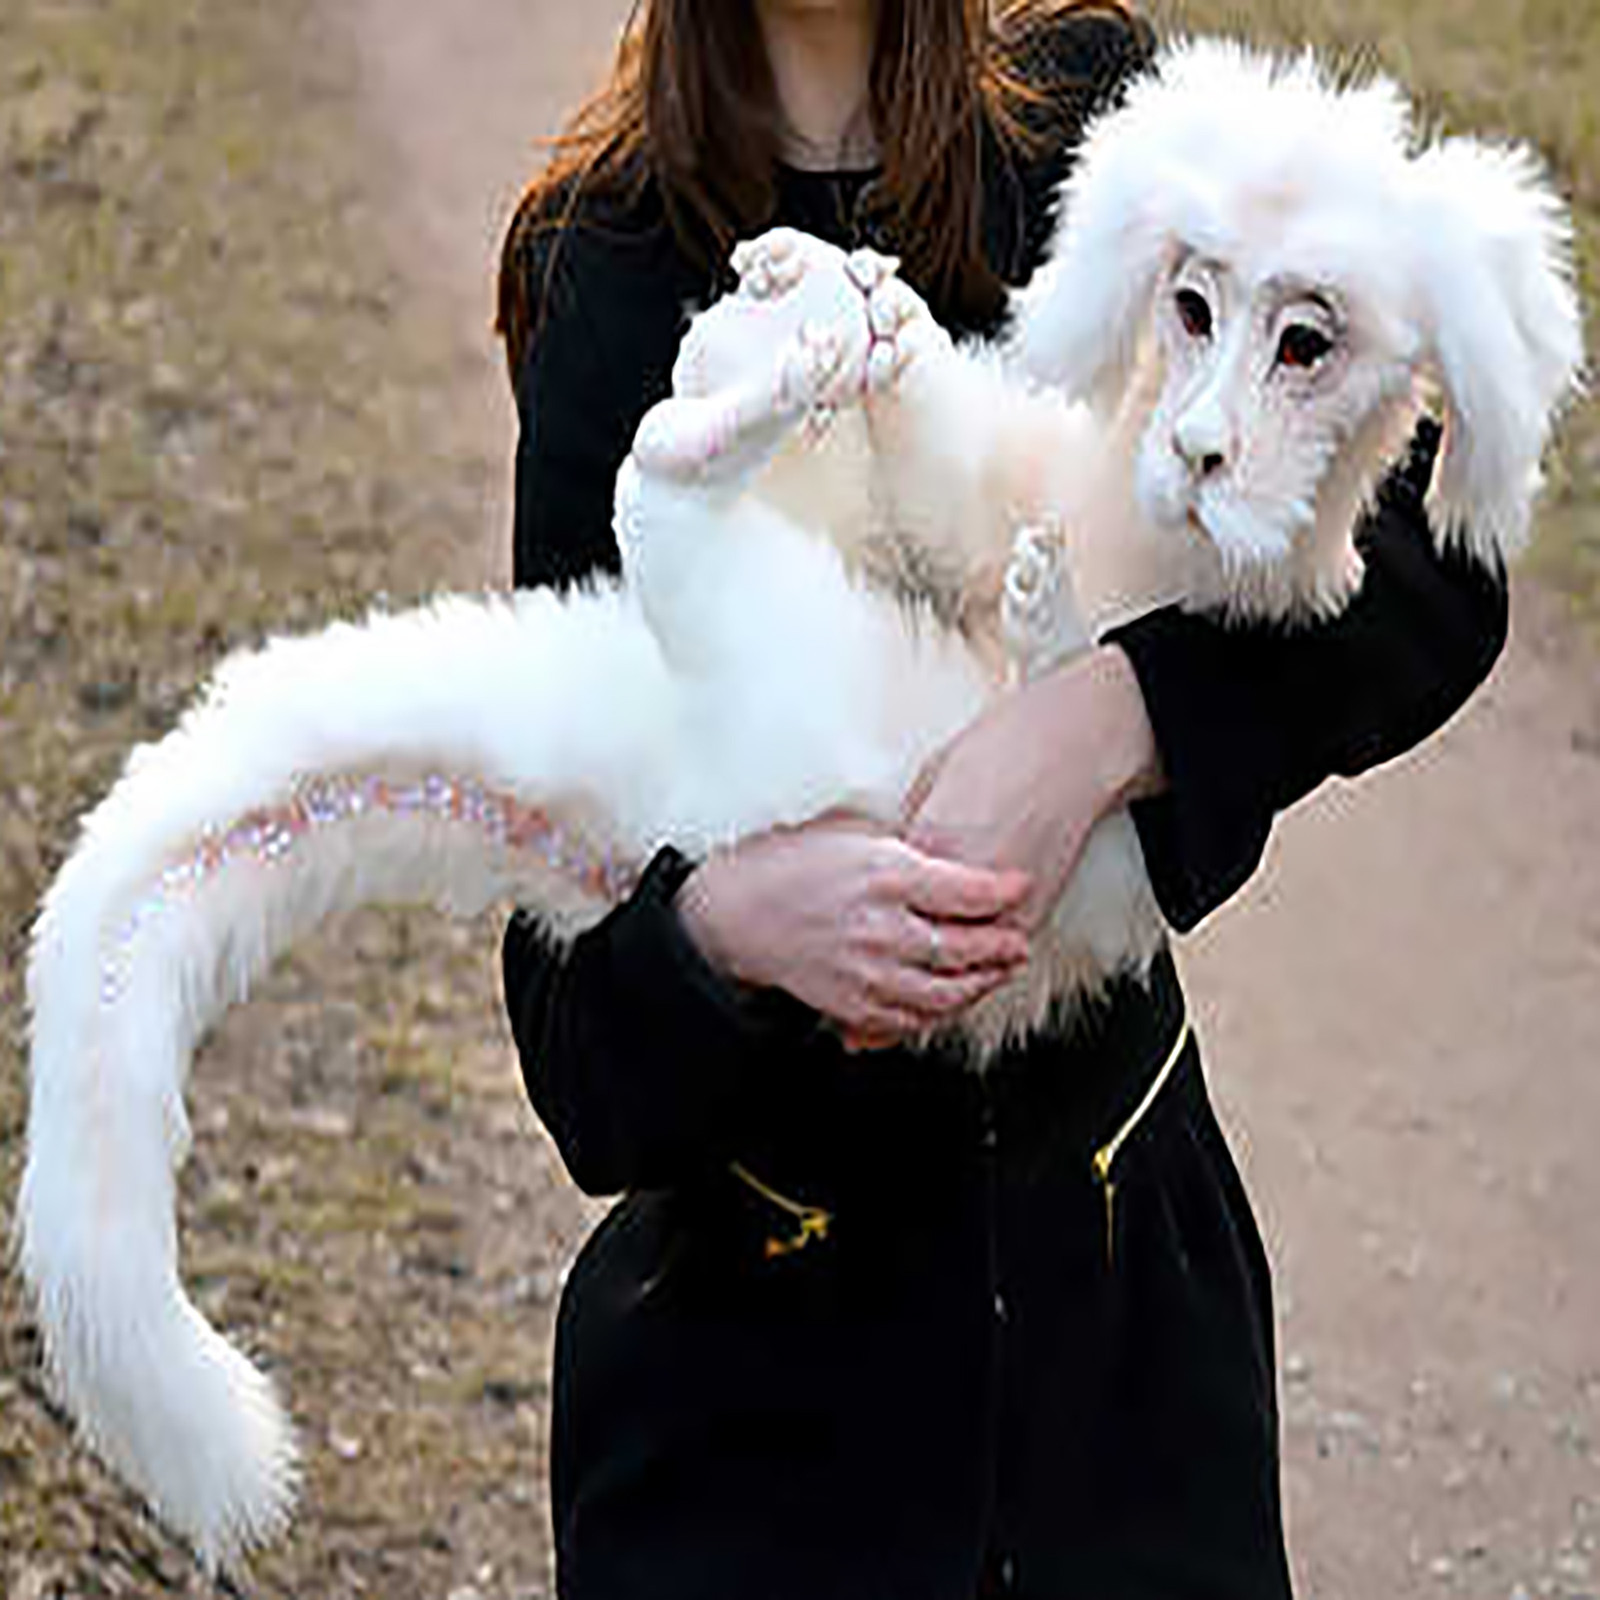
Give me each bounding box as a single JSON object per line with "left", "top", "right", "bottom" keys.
{"left": 1002, "top": 521, "right": 1086, "bottom": 680}
{"left": 852, "top": 266, "right": 946, "bottom": 395}
{"left": 776, "top": 320, "right": 856, "bottom": 436}
{"left": 731, "top": 229, "right": 817, "bottom": 302}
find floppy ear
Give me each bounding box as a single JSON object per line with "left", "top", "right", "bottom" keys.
{"left": 1004, "top": 155, "right": 1179, "bottom": 412}
{"left": 1407, "top": 137, "right": 1585, "bottom": 570}
{"left": 1001, "top": 40, "right": 1227, "bottom": 411}
{"left": 1003, "top": 38, "right": 1307, "bottom": 415}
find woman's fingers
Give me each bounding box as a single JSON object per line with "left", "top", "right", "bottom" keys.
{"left": 897, "top": 914, "right": 1029, "bottom": 975}
{"left": 899, "top": 744, "right": 947, "bottom": 825}
{"left": 840, "top": 961, "right": 1019, "bottom": 1051}
{"left": 863, "top": 962, "right": 1016, "bottom": 1025}
{"left": 675, "top": 816, "right": 1031, "bottom": 1046}
{"left": 893, "top": 852, "right": 1032, "bottom": 922}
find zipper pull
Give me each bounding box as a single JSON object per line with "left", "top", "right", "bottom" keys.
{"left": 1091, "top": 1146, "right": 1117, "bottom": 1268}
{"left": 764, "top": 1211, "right": 831, "bottom": 1261}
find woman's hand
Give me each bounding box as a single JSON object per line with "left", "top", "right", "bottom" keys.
{"left": 675, "top": 812, "right": 1032, "bottom": 1045}
{"left": 903, "top": 645, "right": 1165, "bottom": 932}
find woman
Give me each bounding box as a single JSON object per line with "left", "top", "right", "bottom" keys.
{"left": 497, "top": 3, "right": 1507, "bottom": 1597}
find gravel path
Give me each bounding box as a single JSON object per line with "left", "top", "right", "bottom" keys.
{"left": 3, "top": 0, "right": 1593, "bottom": 1594}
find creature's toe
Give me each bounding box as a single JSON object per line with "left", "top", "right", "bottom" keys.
{"left": 863, "top": 279, "right": 944, "bottom": 393}
{"left": 1002, "top": 522, "right": 1070, "bottom": 625}
{"left": 732, "top": 230, "right": 810, "bottom": 301}
{"left": 1005, "top": 541, "right": 1048, "bottom": 608}
{"left": 1001, "top": 519, "right": 1087, "bottom": 681}
{"left": 844, "top": 247, "right": 900, "bottom": 294}
{"left": 1015, "top": 521, "right": 1064, "bottom": 571}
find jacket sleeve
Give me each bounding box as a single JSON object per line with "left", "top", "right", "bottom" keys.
{"left": 1105, "top": 421, "right": 1510, "bottom": 932}
{"left": 504, "top": 851, "right": 813, "bottom": 1196}
{"left": 500, "top": 218, "right": 800, "bottom": 1196}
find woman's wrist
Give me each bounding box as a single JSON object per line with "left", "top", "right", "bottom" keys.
{"left": 1079, "top": 644, "right": 1166, "bottom": 810}
{"left": 674, "top": 851, "right": 750, "bottom": 986}
{"left": 1023, "top": 645, "right": 1165, "bottom": 821}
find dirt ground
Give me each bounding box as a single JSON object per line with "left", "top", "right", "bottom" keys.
{"left": 2, "top": 0, "right": 1596, "bottom": 1596}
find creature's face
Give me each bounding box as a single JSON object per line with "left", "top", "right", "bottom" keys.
{"left": 1133, "top": 246, "right": 1412, "bottom": 565}
{"left": 1010, "top": 41, "right": 1583, "bottom": 586}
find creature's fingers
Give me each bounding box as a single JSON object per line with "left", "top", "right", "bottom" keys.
{"left": 867, "top": 280, "right": 918, "bottom": 340}
{"left": 865, "top": 279, "right": 945, "bottom": 394}
{"left": 866, "top": 340, "right": 900, "bottom": 394}
{"left": 844, "top": 247, "right": 900, "bottom": 294}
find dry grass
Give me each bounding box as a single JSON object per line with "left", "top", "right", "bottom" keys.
{"left": 0, "top": 0, "right": 576, "bottom": 1594}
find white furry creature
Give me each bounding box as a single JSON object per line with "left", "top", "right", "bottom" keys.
{"left": 16, "top": 40, "right": 1581, "bottom": 1574}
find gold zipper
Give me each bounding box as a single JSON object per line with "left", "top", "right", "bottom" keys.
{"left": 729, "top": 1013, "right": 1190, "bottom": 1269}
{"left": 729, "top": 1160, "right": 835, "bottom": 1260}
{"left": 1090, "top": 1015, "right": 1191, "bottom": 1267}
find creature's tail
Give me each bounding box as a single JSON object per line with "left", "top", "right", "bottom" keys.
{"left": 16, "top": 584, "right": 670, "bottom": 1570}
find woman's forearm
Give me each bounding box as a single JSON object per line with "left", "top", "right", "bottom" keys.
{"left": 899, "top": 644, "right": 1166, "bottom": 933}
{"left": 1046, "top": 644, "right": 1166, "bottom": 812}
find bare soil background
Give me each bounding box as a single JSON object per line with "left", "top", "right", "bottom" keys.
{"left": 1, "top": 1, "right": 1596, "bottom": 1597}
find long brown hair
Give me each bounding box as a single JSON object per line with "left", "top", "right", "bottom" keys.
{"left": 497, "top": 0, "right": 1137, "bottom": 378}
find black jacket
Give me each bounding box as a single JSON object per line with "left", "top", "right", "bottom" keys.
{"left": 499, "top": 14, "right": 1507, "bottom": 1598}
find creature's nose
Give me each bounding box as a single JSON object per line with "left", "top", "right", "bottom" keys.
{"left": 1173, "top": 428, "right": 1227, "bottom": 479}
{"left": 1172, "top": 405, "right": 1231, "bottom": 480}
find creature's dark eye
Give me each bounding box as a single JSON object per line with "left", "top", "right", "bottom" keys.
{"left": 1277, "top": 324, "right": 1334, "bottom": 370}
{"left": 1175, "top": 288, "right": 1212, "bottom": 340}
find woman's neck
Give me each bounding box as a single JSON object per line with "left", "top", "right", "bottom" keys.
{"left": 755, "top": 1, "right": 878, "bottom": 170}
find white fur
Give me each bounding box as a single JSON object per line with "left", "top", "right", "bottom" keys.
{"left": 17, "top": 40, "right": 1582, "bottom": 1572}
{"left": 1009, "top": 38, "right": 1584, "bottom": 613}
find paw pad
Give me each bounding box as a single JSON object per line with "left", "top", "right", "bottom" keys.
{"left": 1004, "top": 524, "right": 1067, "bottom": 609}
{"left": 731, "top": 231, "right": 809, "bottom": 301}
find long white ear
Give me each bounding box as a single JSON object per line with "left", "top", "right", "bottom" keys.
{"left": 1408, "top": 137, "right": 1585, "bottom": 569}
{"left": 1004, "top": 133, "right": 1187, "bottom": 411}
{"left": 1004, "top": 163, "right": 1177, "bottom": 411}
{"left": 1003, "top": 51, "right": 1204, "bottom": 410}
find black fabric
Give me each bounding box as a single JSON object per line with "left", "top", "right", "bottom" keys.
{"left": 545, "top": 956, "right": 1292, "bottom": 1600}
{"left": 498, "top": 9, "right": 1507, "bottom": 1597}
{"left": 1107, "top": 419, "right": 1509, "bottom": 930}
{"left": 504, "top": 847, "right": 818, "bottom": 1196}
